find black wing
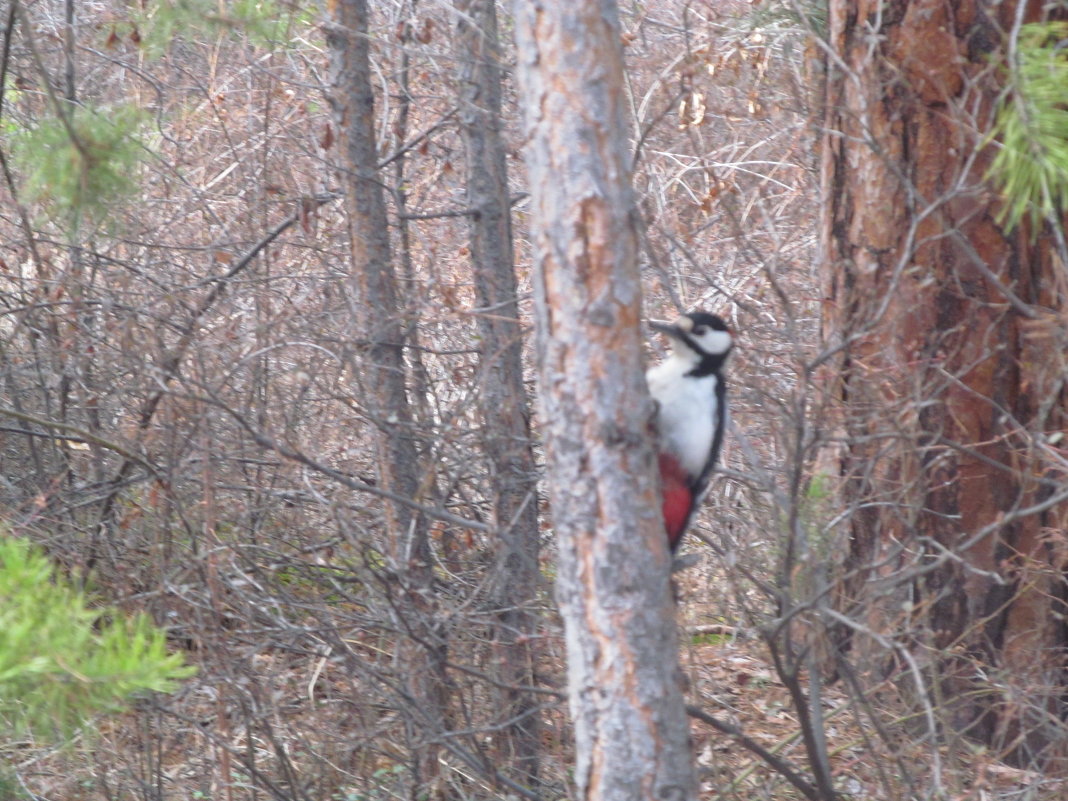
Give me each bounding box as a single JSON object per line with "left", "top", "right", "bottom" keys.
{"left": 676, "top": 374, "right": 727, "bottom": 545}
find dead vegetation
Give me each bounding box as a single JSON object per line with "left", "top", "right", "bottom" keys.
{"left": 2, "top": 1, "right": 1067, "bottom": 799}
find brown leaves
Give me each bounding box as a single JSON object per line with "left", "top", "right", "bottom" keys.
{"left": 319, "top": 123, "right": 334, "bottom": 152}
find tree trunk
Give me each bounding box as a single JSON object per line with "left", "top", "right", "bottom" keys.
{"left": 454, "top": 0, "right": 542, "bottom": 790}
{"left": 822, "top": 0, "right": 1068, "bottom": 768}
{"left": 513, "top": 1, "right": 696, "bottom": 798}
{"left": 326, "top": 0, "right": 421, "bottom": 547}
{"left": 326, "top": 3, "right": 448, "bottom": 795}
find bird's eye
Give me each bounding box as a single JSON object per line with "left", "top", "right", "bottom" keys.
{"left": 692, "top": 325, "right": 707, "bottom": 335}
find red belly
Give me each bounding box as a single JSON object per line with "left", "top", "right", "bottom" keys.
{"left": 658, "top": 453, "right": 692, "bottom": 550}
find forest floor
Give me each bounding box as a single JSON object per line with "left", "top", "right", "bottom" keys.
{"left": 675, "top": 562, "right": 1068, "bottom": 801}
{"left": 14, "top": 553, "right": 1068, "bottom": 801}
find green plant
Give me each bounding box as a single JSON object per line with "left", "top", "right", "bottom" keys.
{"left": 690, "top": 631, "right": 731, "bottom": 646}
{"left": 7, "top": 104, "right": 146, "bottom": 231}
{"left": 0, "top": 535, "right": 195, "bottom": 743}
{"left": 129, "top": 0, "right": 311, "bottom": 55}
{"left": 0, "top": 772, "right": 25, "bottom": 800}
{"left": 986, "top": 21, "right": 1068, "bottom": 232}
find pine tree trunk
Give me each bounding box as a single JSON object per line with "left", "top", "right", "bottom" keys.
{"left": 326, "top": 3, "right": 448, "bottom": 794}
{"left": 326, "top": 0, "right": 421, "bottom": 546}
{"left": 454, "top": 0, "right": 542, "bottom": 789}
{"left": 822, "top": 0, "right": 1068, "bottom": 768}
{"left": 513, "top": 1, "right": 696, "bottom": 798}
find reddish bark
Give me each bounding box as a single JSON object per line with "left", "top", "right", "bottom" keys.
{"left": 823, "top": 0, "right": 1068, "bottom": 767}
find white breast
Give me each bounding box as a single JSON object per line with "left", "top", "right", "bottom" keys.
{"left": 646, "top": 357, "right": 718, "bottom": 479}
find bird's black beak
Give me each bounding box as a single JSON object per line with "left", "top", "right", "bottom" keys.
{"left": 649, "top": 319, "right": 685, "bottom": 340}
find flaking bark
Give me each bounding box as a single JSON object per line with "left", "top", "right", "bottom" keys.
{"left": 822, "top": 0, "right": 1068, "bottom": 767}
{"left": 513, "top": 1, "right": 696, "bottom": 798}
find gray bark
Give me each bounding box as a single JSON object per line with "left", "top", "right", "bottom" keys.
{"left": 454, "top": 0, "right": 542, "bottom": 789}
{"left": 326, "top": 0, "right": 421, "bottom": 548}
{"left": 513, "top": 1, "right": 696, "bottom": 799}
{"left": 326, "top": 2, "right": 447, "bottom": 794}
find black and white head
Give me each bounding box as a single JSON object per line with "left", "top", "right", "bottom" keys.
{"left": 649, "top": 312, "right": 733, "bottom": 376}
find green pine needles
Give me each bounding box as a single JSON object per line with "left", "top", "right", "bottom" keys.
{"left": 131, "top": 0, "right": 306, "bottom": 55}
{"left": 0, "top": 536, "right": 194, "bottom": 743}
{"left": 8, "top": 104, "right": 146, "bottom": 232}
{"left": 986, "top": 21, "right": 1068, "bottom": 232}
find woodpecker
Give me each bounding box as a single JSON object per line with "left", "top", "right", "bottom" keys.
{"left": 646, "top": 311, "right": 733, "bottom": 552}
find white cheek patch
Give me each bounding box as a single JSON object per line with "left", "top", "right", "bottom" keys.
{"left": 698, "top": 329, "right": 732, "bottom": 356}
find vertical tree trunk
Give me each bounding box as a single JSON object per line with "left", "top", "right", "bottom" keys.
{"left": 325, "top": 3, "right": 448, "bottom": 794}
{"left": 822, "top": 0, "right": 1068, "bottom": 767}
{"left": 453, "top": 0, "right": 542, "bottom": 789}
{"left": 513, "top": 1, "right": 696, "bottom": 798}
{"left": 326, "top": 0, "right": 420, "bottom": 545}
